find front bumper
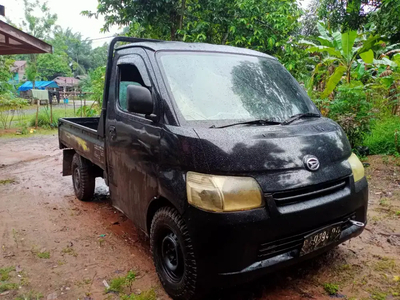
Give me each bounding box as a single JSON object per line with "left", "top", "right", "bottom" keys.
{"left": 184, "top": 177, "right": 368, "bottom": 287}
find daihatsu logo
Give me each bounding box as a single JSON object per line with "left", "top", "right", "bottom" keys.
{"left": 304, "top": 155, "right": 320, "bottom": 171}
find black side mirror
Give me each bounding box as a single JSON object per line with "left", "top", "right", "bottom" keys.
{"left": 127, "top": 85, "right": 153, "bottom": 115}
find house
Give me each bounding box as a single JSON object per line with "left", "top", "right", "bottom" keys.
{"left": 18, "top": 81, "right": 59, "bottom": 104}
{"left": 10, "top": 60, "right": 27, "bottom": 84}
{"left": 53, "top": 76, "right": 80, "bottom": 92}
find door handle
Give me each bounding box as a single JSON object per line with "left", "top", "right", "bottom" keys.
{"left": 109, "top": 125, "right": 117, "bottom": 141}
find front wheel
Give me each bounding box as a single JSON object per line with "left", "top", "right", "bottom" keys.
{"left": 71, "top": 154, "right": 95, "bottom": 201}
{"left": 150, "top": 207, "right": 199, "bottom": 300}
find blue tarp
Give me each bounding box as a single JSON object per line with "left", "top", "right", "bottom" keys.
{"left": 18, "top": 81, "right": 59, "bottom": 92}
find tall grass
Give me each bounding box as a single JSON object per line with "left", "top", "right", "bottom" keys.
{"left": 364, "top": 116, "right": 400, "bottom": 155}
{"left": 30, "top": 108, "right": 61, "bottom": 128}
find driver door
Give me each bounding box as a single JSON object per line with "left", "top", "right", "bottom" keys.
{"left": 106, "top": 53, "right": 161, "bottom": 230}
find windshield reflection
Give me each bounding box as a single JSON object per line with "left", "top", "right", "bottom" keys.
{"left": 158, "top": 52, "right": 318, "bottom": 122}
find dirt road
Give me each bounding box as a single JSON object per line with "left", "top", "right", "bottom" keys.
{"left": 0, "top": 135, "right": 399, "bottom": 300}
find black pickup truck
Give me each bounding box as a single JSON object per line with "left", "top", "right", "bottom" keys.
{"left": 59, "top": 37, "right": 368, "bottom": 300}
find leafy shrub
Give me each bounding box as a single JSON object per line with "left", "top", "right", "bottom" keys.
{"left": 80, "top": 66, "right": 105, "bottom": 105}
{"left": 323, "top": 283, "right": 339, "bottom": 295}
{"left": 0, "top": 94, "right": 28, "bottom": 129}
{"left": 106, "top": 276, "right": 126, "bottom": 293}
{"left": 76, "top": 105, "right": 98, "bottom": 117}
{"left": 328, "top": 82, "right": 373, "bottom": 148}
{"left": 29, "top": 108, "right": 60, "bottom": 128}
{"left": 364, "top": 116, "right": 400, "bottom": 155}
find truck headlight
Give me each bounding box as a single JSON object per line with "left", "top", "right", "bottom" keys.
{"left": 186, "top": 172, "right": 263, "bottom": 212}
{"left": 348, "top": 153, "right": 365, "bottom": 182}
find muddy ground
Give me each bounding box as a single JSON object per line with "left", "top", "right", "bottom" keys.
{"left": 0, "top": 135, "right": 399, "bottom": 300}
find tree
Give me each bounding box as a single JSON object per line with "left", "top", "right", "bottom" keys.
{"left": 37, "top": 53, "right": 72, "bottom": 80}
{"left": 21, "top": 0, "right": 57, "bottom": 40}
{"left": 83, "top": 0, "right": 185, "bottom": 40}
{"left": 83, "top": 0, "right": 305, "bottom": 78}
{"left": 80, "top": 66, "right": 105, "bottom": 106}
{"left": 20, "top": 0, "right": 58, "bottom": 88}
{"left": 50, "top": 28, "right": 108, "bottom": 75}
{"left": 0, "top": 56, "right": 14, "bottom": 94}
{"left": 90, "top": 43, "right": 109, "bottom": 70}
{"left": 301, "top": 0, "right": 321, "bottom": 37}
{"left": 25, "top": 60, "right": 38, "bottom": 88}
{"left": 301, "top": 23, "right": 385, "bottom": 98}
{"left": 318, "top": 0, "right": 381, "bottom": 32}
{"left": 318, "top": 0, "right": 400, "bottom": 43}
{"left": 370, "top": 0, "right": 400, "bottom": 43}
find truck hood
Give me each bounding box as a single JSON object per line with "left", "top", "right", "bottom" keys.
{"left": 192, "top": 118, "right": 353, "bottom": 192}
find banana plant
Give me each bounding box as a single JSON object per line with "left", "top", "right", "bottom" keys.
{"left": 300, "top": 22, "right": 383, "bottom": 98}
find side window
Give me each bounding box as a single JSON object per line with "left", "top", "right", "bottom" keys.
{"left": 118, "top": 64, "right": 145, "bottom": 112}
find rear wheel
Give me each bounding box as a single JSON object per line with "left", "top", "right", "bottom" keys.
{"left": 150, "top": 207, "right": 199, "bottom": 300}
{"left": 71, "top": 154, "right": 95, "bottom": 201}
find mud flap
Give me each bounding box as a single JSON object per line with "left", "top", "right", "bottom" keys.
{"left": 63, "top": 149, "right": 75, "bottom": 176}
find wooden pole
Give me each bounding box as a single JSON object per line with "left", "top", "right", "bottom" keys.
{"left": 73, "top": 96, "right": 75, "bottom": 116}
{"left": 50, "top": 97, "right": 53, "bottom": 125}
{"left": 35, "top": 98, "right": 39, "bottom": 129}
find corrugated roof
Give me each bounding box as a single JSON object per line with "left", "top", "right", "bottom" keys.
{"left": 11, "top": 60, "right": 26, "bottom": 72}
{"left": 54, "top": 77, "right": 80, "bottom": 86}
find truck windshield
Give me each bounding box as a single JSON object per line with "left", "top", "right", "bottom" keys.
{"left": 158, "top": 52, "right": 319, "bottom": 123}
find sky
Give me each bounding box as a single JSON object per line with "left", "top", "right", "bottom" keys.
{"left": 0, "top": 0, "right": 120, "bottom": 48}
{"left": 1, "top": 0, "right": 312, "bottom": 48}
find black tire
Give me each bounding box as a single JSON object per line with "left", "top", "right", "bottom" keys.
{"left": 150, "top": 207, "right": 199, "bottom": 300}
{"left": 71, "top": 154, "right": 95, "bottom": 201}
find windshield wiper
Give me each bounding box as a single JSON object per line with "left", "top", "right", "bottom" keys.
{"left": 210, "top": 119, "right": 281, "bottom": 129}
{"left": 281, "top": 112, "right": 321, "bottom": 125}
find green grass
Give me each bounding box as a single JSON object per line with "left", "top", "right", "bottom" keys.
{"left": 37, "top": 251, "right": 50, "bottom": 259}
{"left": 62, "top": 247, "right": 78, "bottom": 257}
{"left": 29, "top": 109, "right": 61, "bottom": 128}
{"left": 0, "top": 282, "right": 18, "bottom": 292}
{"left": 371, "top": 290, "right": 388, "bottom": 300}
{"left": 15, "top": 291, "right": 44, "bottom": 300}
{"left": 0, "top": 128, "right": 57, "bottom": 139}
{"left": 104, "top": 270, "right": 156, "bottom": 300}
{"left": 121, "top": 289, "right": 157, "bottom": 300}
{"left": 0, "top": 266, "right": 14, "bottom": 281}
{"left": 104, "top": 271, "right": 136, "bottom": 293}
{"left": 7, "top": 107, "right": 76, "bottom": 129}
{"left": 373, "top": 257, "right": 397, "bottom": 272}
{"left": 364, "top": 116, "right": 400, "bottom": 155}
{"left": 28, "top": 107, "right": 79, "bottom": 128}
{"left": 0, "top": 178, "right": 16, "bottom": 185}
{"left": 106, "top": 277, "right": 126, "bottom": 293}
{"left": 323, "top": 283, "right": 339, "bottom": 295}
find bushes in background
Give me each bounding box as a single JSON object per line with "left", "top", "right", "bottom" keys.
{"left": 29, "top": 108, "right": 60, "bottom": 128}
{"left": 327, "top": 82, "right": 373, "bottom": 148}
{"left": 364, "top": 116, "right": 400, "bottom": 155}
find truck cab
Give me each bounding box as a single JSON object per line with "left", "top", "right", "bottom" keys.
{"left": 59, "top": 37, "right": 368, "bottom": 300}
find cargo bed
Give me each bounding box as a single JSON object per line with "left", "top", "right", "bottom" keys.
{"left": 58, "top": 117, "right": 106, "bottom": 171}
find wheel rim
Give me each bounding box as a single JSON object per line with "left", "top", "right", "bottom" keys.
{"left": 73, "top": 167, "right": 81, "bottom": 192}
{"left": 160, "top": 230, "right": 184, "bottom": 282}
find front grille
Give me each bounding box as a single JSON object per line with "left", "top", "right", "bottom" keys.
{"left": 269, "top": 177, "right": 349, "bottom": 206}
{"left": 257, "top": 212, "right": 356, "bottom": 260}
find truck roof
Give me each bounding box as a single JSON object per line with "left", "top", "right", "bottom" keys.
{"left": 117, "top": 41, "right": 276, "bottom": 59}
